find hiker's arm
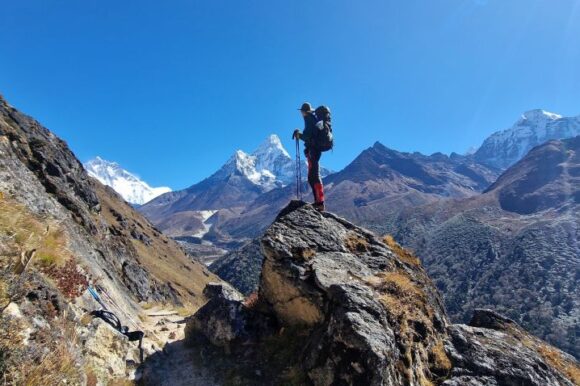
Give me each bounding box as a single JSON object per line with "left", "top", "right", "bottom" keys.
{"left": 302, "top": 115, "right": 316, "bottom": 143}
{"left": 292, "top": 129, "right": 302, "bottom": 140}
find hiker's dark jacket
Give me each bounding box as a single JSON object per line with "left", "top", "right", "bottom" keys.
{"left": 302, "top": 112, "right": 318, "bottom": 150}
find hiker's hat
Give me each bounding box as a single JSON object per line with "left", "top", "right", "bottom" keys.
{"left": 298, "top": 102, "right": 314, "bottom": 112}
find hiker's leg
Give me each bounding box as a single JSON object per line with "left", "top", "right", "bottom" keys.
{"left": 306, "top": 149, "right": 316, "bottom": 201}
{"left": 310, "top": 149, "right": 324, "bottom": 204}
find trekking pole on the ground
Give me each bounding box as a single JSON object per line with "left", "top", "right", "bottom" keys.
{"left": 88, "top": 285, "right": 108, "bottom": 310}
{"left": 295, "top": 138, "right": 302, "bottom": 200}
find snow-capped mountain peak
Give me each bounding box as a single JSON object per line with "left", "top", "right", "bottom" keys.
{"left": 520, "top": 109, "right": 562, "bottom": 121}
{"left": 84, "top": 157, "right": 171, "bottom": 205}
{"left": 253, "top": 134, "right": 290, "bottom": 159}
{"left": 474, "top": 110, "right": 580, "bottom": 169}
{"left": 210, "top": 134, "right": 330, "bottom": 191}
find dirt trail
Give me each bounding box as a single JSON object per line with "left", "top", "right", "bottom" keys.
{"left": 137, "top": 305, "right": 221, "bottom": 385}
{"left": 140, "top": 305, "right": 185, "bottom": 352}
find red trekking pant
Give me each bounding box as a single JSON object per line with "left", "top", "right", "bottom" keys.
{"left": 306, "top": 148, "right": 324, "bottom": 204}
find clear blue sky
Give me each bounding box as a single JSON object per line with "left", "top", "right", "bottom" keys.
{"left": 1, "top": 0, "right": 579, "bottom": 189}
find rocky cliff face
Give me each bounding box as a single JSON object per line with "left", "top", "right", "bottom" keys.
{"left": 0, "top": 95, "right": 218, "bottom": 384}
{"left": 183, "top": 202, "right": 579, "bottom": 386}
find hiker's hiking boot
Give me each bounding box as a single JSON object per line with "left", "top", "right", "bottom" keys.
{"left": 314, "top": 202, "right": 325, "bottom": 212}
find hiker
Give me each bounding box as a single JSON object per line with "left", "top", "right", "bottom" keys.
{"left": 293, "top": 102, "right": 327, "bottom": 212}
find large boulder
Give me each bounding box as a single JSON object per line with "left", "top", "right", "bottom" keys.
{"left": 184, "top": 282, "right": 246, "bottom": 350}
{"left": 187, "top": 201, "right": 579, "bottom": 386}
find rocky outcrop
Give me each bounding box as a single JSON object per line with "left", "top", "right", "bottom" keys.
{"left": 82, "top": 317, "right": 142, "bottom": 381}
{"left": 187, "top": 201, "right": 579, "bottom": 386}
{"left": 184, "top": 283, "right": 246, "bottom": 349}
{"left": 445, "top": 309, "right": 578, "bottom": 386}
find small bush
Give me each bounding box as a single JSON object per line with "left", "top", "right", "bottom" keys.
{"left": 43, "top": 259, "right": 88, "bottom": 299}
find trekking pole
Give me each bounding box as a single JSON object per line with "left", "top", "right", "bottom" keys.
{"left": 295, "top": 138, "right": 302, "bottom": 200}
{"left": 88, "top": 285, "right": 108, "bottom": 311}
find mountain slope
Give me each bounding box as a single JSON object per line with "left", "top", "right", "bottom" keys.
{"left": 386, "top": 137, "right": 580, "bottom": 359}
{"left": 474, "top": 109, "right": 580, "bottom": 169}
{"left": 0, "top": 95, "right": 218, "bottom": 383}
{"left": 324, "top": 142, "right": 499, "bottom": 223}
{"left": 85, "top": 156, "right": 171, "bottom": 205}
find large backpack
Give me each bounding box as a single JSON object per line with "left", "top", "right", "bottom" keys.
{"left": 314, "top": 105, "right": 334, "bottom": 152}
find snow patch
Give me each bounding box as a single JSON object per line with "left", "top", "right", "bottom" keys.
{"left": 191, "top": 210, "right": 218, "bottom": 238}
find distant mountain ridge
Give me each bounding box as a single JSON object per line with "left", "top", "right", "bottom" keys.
{"left": 209, "top": 141, "right": 501, "bottom": 244}
{"left": 138, "top": 134, "right": 331, "bottom": 239}
{"left": 85, "top": 157, "right": 171, "bottom": 205}
{"left": 474, "top": 109, "right": 580, "bottom": 169}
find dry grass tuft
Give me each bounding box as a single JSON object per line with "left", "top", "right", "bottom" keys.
{"left": 364, "top": 269, "right": 444, "bottom": 385}
{"left": 369, "top": 270, "right": 433, "bottom": 334}
{"left": 383, "top": 235, "right": 421, "bottom": 267}
{"left": 0, "top": 193, "right": 72, "bottom": 268}
{"left": 429, "top": 340, "right": 452, "bottom": 373}
{"left": 535, "top": 342, "right": 580, "bottom": 385}
{"left": 344, "top": 233, "right": 370, "bottom": 253}
{"left": 373, "top": 271, "right": 424, "bottom": 298}
{"left": 1, "top": 317, "right": 83, "bottom": 385}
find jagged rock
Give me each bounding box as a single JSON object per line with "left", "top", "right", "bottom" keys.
{"left": 259, "top": 201, "right": 448, "bottom": 385}
{"left": 188, "top": 201, "right": 579, "bottom": 386}
{"left": 202, "top": 282, "right": 244, "bottom": 301}
{"left": 468, "top": 308, "right": 517, "bottom": 330}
